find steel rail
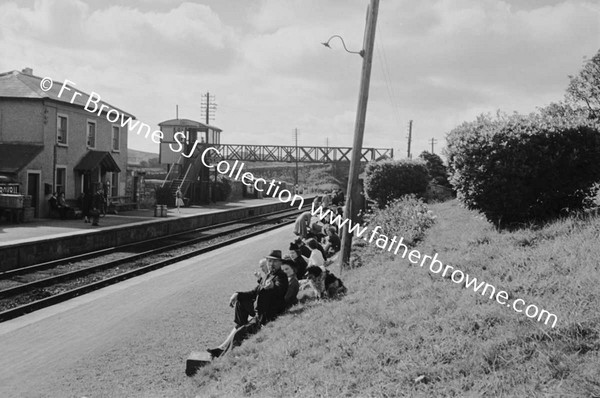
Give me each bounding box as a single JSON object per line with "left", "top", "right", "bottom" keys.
{"left": 0, "top": 213, "right": 302, "bottom": 322}
{"left": 0, "top": 205, "right": 303, "bottom": 279}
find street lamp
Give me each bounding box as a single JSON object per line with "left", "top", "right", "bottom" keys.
{"left": 321, "top": 35, "right": 365, "bottom": 58}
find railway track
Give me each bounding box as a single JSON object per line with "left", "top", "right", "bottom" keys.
{"left": 0, "top": 206, "right": 306, "bottom": 322}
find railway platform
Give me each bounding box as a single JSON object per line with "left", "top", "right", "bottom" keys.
{"left": 0, "top": 196, "right": 312, "bottom": 271}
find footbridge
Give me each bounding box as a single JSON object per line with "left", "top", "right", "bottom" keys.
{"left": 212, "top": 144, "right": 393, "bottom": 163}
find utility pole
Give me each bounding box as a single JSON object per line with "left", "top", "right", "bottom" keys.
{"left": 407, "top": 120, "right": 413, "bottom": 159}
{"left": 200, "top": 92, "right": 217, "bottom": 125}
{"left": 340, "top": 0, "right": 380, "bottom": 273}
{"left": 430, "top": 137, "right": 438, "bottom": 154}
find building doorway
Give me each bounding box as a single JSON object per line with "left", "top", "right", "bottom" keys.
{"left": 27, "top": 171, "right": 40, "bottom": 218}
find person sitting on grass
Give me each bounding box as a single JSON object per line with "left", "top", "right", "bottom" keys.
{"left": 307, "top": 222, "right": 326, "bottom": 242}
{"left": 306, "top": 238, "right": 325, "bottom": 267}
{"left": 298, "top": 266, "right": 347, "bottom": 300}
{"left": 294, "top": 237, "right": 312, "bottom": 259}
{"left": 288, "top": 242, "right": 308, "bottom": 279}
{"left": 207, "top": 249, "right": 288, "bottom": 358}
{"left": 323, "top": 226, "right": 341, "bottom": 257}
{"left": 281, "top": 259, "right": 299, "bottom": 308}
{"left": 253, "top": 258, "right": 268, "bottom": 283}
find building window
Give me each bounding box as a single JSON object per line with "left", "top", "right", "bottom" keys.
{"left": 87, "top": 121, "right": 96, "bottom": 148}
{"left": 57, "top": 115, "right": 68, "bottom": 145}
{"left": 111, "top": 173, "right": 118, "bottom": 197}
{"left": 56, "top": 167, "right": 66, "bottom": 195}
{"left": 112, "top": 126, "right": 120, "bottom": 151}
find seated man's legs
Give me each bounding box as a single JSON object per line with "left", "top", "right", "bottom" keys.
{"left": 234, "top": 294, "right": 256, "bottom": 327}
{"left": 208, "top": 318, "right": 261, "bottom": 358}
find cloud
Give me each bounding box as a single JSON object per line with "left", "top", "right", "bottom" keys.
{"left": 0, "top": 0, "right": 598, "bottom": 157}
{"left": 0, "top": 0, "right": 238, "bottom": 73}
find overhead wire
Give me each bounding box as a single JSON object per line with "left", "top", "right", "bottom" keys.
{"left": 375, "top": 23, "right": 404, "bottom": 157}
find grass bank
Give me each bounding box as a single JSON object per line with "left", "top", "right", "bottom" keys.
{"left": 192, "top": 200, "right": 600, "bottom": 397}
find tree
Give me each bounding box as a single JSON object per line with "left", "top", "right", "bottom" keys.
{"left": 566, "top": 49, "right": 600, "bottom": 119}
{"left": 148, "top": 157, "right": 160, "bottom": 167}
{"left": 418, "top": 151, "right": 450, "bottom": 188}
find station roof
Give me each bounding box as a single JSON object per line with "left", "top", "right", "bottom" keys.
{"left": 0, "top": 143, "right": 44, "bottom": 174}
{"left": 158, "top": 118, "right": 221, "bottom": 132}
{"left": 74, "top": 151, "right": 121, "bottom": 173}
{"left": 0, "top": 69, "right": 135, "bottom": 119}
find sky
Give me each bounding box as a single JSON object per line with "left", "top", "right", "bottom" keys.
{"left": 0, "top": 0, "right": 598, "bottom": 158}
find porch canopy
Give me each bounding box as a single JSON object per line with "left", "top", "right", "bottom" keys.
{"left": 74, "top": 151, "right": 121, "bottom": 173}
{"left": 0, "top": 143, "right": 43, "bottom": 174}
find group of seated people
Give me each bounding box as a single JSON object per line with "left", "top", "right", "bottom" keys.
{"left": 206, "top": 222, "right": 346, "bottom": 359}
{"left": 48, "top": 192, "right": 72, "bottom": 220}
{"left": 318, "top": 188, "right": 345, "bottom": 209}
{"left": 294, "top": 205, "right": 343, "bottom": 260}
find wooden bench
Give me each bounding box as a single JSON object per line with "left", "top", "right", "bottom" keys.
{"left": 109, "top": 196, "right": 137, "bottom": 213}
{"left": 48, "top": 199, "right": 81, "bottom": 219}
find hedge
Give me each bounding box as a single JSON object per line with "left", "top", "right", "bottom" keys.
{"left": 445, "top": 112, "right": 600, "bottom": 225}
{"left": 363, "top": 159, "right": 430, "bottom": 208}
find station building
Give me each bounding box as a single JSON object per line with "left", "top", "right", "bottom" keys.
{"left": 0, "top": 68, "right": 133, "bottom": 218}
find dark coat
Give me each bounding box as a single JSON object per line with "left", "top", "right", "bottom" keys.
{"left": 293, "top": 255, "right": 308, "bottom": 279}
{"left": 285, "top": 276, "right": 299, "bottom": 308}
{"left": 328, "top": 233, "right": 341, "bottom": 253}
{"left": 92, "top": 191, "right": 104, "bottom": 210}
{"left": 237, "top": 267, "right": 288, "bottom": 324}
{"left": 80, "top": 192, "right": 92, "bottom": 217}
{"left": 299, "top": 244, "right": 312, "bottom": 259}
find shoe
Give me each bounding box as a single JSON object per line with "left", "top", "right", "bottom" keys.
{"left": 206, "top": 348, "right": 223, "bottom": 358}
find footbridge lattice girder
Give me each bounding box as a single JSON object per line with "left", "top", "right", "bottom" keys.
{"left": 212, "top": 144, "right": 393, "bottom": 163}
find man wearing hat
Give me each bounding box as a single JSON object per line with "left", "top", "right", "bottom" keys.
{"left": 232, "top": 249, "right": 289, "bottom": 326}
{"left": 207, "top": 249, "right": 289, "bottom": 358}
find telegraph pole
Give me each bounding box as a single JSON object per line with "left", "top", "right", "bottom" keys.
{"left": 430, "top": 137, "right": 438, "bottom": 154}
{"left": 340, "top": 0, "right": 380, "bottom": 273}
{"left": 200, "top": 92, "right": 216, "bottom": 124}
{"left": 205, "top": 92, "right": 209, "bottom": 124}
{"left": 407, "top": 120, "right": 413, "bottom": 159}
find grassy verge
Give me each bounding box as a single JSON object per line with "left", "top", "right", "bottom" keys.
{"left": 192, "top": 200, "right": 600, "bottom": 397}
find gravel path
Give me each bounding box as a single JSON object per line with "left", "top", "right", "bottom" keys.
{"left": 0, "top": 225, "right": 296, "bottom": 398}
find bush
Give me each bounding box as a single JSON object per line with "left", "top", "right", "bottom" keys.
{"left": 418, "top": 151, "right": 451, "bottom": 188}
{"left": 363, "top": 159, "right": 430, "bottom": 208}
{"left": 445, "top": 112, "right": 600, "bottom": 225}
{"left": 362, "top": 195, "right": 436, "bottom": 247}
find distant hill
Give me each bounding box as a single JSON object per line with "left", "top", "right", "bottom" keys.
{"left": 128, "top": 149, "right": 159, "bottom": 166}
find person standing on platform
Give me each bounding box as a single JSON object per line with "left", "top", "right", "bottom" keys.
{"left": 79, "top": 190, "right": 92, "bottom": 223}
{"left": 91, "top": 188, "right": 104, "bottom": 226}
{"left": 175, "top": 187, "right": 184, "bottom": 213}
{"left": 293, "top": 211, "right": 312, "bottom": 239}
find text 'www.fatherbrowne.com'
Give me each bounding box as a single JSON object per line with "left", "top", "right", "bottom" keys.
{"left": 310, "top": 202, "right": 559, "bottom": 328}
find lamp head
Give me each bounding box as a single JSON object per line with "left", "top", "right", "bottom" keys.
{"left": 321, "top": 41, "right": 331, "bottom": 48}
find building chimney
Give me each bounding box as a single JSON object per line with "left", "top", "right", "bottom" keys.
{"left": 21, "top": 67, "right": 33, "bottom": 76}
